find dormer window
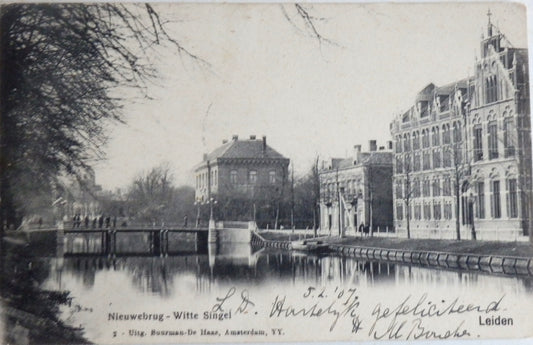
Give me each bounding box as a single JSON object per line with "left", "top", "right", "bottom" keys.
{"left": 419, "top": 101, "right": 429, "bottom": 118}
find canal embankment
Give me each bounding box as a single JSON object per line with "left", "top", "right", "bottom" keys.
{"left": 258, "top": 231, "right": 533, "bottom": 274}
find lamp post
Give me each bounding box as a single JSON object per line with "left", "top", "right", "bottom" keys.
{"left": 326, "top": 201, "right": 332, "bottom": 236}
{"left": 194, "top": 199, "right": 201, "bottom": 228}
{"left": 469, "top": 190, "right": 477, "bottom": 240}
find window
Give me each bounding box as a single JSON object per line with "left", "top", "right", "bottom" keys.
{"left": 395, "top": 137, "right": 402, "bottom": 153}
{"left": 413, "top": 179, "right": 421, "bottom": 198}
{"left": 413, "top": 152, "right": 421, "bottom": 171}
{"left": 485, "top": 75, "right": 499, "bottom": 104}
{"left": 444, "top": 203, "right": 452, "bottom": 219}
{"left": 443, "top": 148, "right": 452, "bottom": 167}
{"left": 476, "top": 181, "right": 485, "bottom": 219}
{"left": 508, "top": 178, "right": 518, "bottom": 218}
{"left": 269, "top": 171, "right": 276, "bottom": 184}
{"left": 423, "top": 151, "right": 431, "bottom": 170}
{"left": 422, "top": 129, "right": 430, "bottom": 148}
{"left": 412, "top": 132, "right": 420, "bottom": 150}
{"left": 419, "top": 101, "right": 429, "bottom": 118}
{"left": 503, "top": 118, "right": 516, "bottom": 157}
{"left": 230, "top": 170, "right": 238, "bottom": 185}
{"left": 403, "top": 134, "right": 411, "bottom": 152}
{"left": 395, "top": 181, "right": 403, "bottom": 199}
{"left": 396, "top": 156, "right": 403, "bottom": 174}
{"left": 432, "top": 127, "right": 440, "bottom": 146}
{"left": 423, "top": 204, "right": 431, "bottom": 220}
{"left": 432, "top": 179, "right": 440, "bottom": 197}
{"left": 423, "top": 180, "right": 430, "bottom": 197}
{"left": 396, "top": 204, "right": 403, "bottom": 220}
{"left": 443, "top": 177, "right": 452, "bottom": 196}
{"left": 488, "top": 121, "right": 498, "bottom": 160}
{"left": 433, "top": 149, "right": 441, "bottom": 168}
{"left": 404, "top": 154, "right": 411, "bottom": 172}
{"left": 491, "top": 180, "right": 501, "bottom": 218}
{"left": 473, "top": 125, "right": 483, "bottom": 161}
{"left": 443, "top": 125, "right": 451, "bottom": 144}
{"left": 249, "top": 171, "right": 257, "bottom": 184}
{"left": 453, "top": 122, "right": 462, "bottom": 143}
{"left": 414, "top": 204, "right": 421, "bottom": 220}
{"left": 433, "top": 203, "right": 441, "bottom": 220}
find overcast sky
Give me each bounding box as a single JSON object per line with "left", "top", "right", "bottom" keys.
{"left": 93, "top": 2, "right": 528, "bottom": 191}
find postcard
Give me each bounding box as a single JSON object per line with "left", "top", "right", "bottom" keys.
{"left": 0, "top": 2, "right": 532, "bottom": 345}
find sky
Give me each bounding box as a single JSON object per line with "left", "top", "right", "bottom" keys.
{"left": 93, "top": 2, "right": 528, "bottom": 191}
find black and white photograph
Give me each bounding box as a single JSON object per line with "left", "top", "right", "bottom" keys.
{"left": 1, "top": 2, "right": 533, "bottom": 344}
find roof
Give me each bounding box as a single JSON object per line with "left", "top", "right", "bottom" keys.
{"left": 196, "top": 138, "right": 288, "bottom": 170}
{"left": 324, "top": 151, "right": 393, "bottom": 172}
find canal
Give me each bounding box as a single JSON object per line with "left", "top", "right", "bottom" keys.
{"left": 2, "top": 233, "right": 533, "bottom": 344}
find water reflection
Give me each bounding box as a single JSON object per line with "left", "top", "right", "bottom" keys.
{"left": 46, "top": 246, "right": 533, "bottom": 297}
{"left": 5, "top": 234, "right": 533, "bottom": 344}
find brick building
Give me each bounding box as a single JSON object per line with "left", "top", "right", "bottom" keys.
{"left": 390, "top": 16, "right": 531, "bottom": 241}
{"left": 194, "top": 135, "right": 290, "bottom": 225}
{"left": 318, "top": 140, "right": 393, "bottom": 236}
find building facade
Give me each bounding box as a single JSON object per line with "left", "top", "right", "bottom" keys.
{"left": 319, "top": 140, "right": 393, "bottom": 236}
{"left": 194, "top": 135, "right": 290, "bottom": 225}
{"left": 390, "top": 17, "right": 531, "bottom": 241}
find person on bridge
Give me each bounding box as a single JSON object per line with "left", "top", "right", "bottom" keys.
{"left": 98, "top": 215, "right": 104, "bottom": 228}
{"left": 183, "top": 215, "right": 188, "bottom": 227}
{"left": 84, "top": 216, "right": 89, "bottom": 228}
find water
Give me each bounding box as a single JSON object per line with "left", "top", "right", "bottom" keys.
{"left": 3, "top": 235, "right": 533, "bottom": 344}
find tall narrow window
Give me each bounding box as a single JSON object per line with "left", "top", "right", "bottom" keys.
{"left": 230, "top": 170, "right": 238, "bottom": 185}
{"left": 433, "top": 202, "right": 441, "bottom": 220}
{"left": 395, "top": 181, "right": 403, "bottom": 199}
{"left": 269, "top": 171, "right": 276, "bottom": 184}
{"left": 423, "top": 180, "right": 430, "bottom": 197}
{"left": 432, "top": 179, "right": 440, "bottom": 197}
{"left": 443, "top": 148, "right": 452, "bottom": 167}
{"left": 423, "top": 151, "right": 431, "bottom": 170}
{"left": 396, "top": 204, "right": 403, "bottom": 221}
{"left": 422, "top": 129, "right": 430, "bottom": 148}
{"left": 443, "top": 177, "right": 451, "bottom": 196}
{"left": 503, "top": 118, "right": 516, "bottom": 157}
{"left": 453, "top": 122, "right": 462, "bottom": 143}
{"left": 403, "top": 134, "right": 411, "bottom": 152}
{"left": 488, "top": 121, "right": 498, "bottom": 159}
{"left": 396, "top": 156, "right": 403, "bottom": 174}
{"left": 508, "top": 178, "right": 518, "bottom": 218}
{"left": 412, "top": 132, "right": 420, "bottom": 150}
{"left": 473, "top": 125, "right": 483, "bottom": 161}
{"left": 443, "top": 125, "right": 451, "bottom": 144}
{"left": 413, "top": 152, "right": 421, "bottom": 171}
{"left": 433, "top": 149, "right": 441, "bottom": 168}
{"left": 432, "top": 127, "right": 440, "bottom": 146}
{"left": 476, "top": 181, "right": 485, "bottom": 219}
{"left": 423, "top": 204, "right": 431, "bottom": 220}
{"left": 491, "top": 180, "right": 501, "bottom": 218}
{"left": 249, "top": 171, "right": 257, "bottom": 184}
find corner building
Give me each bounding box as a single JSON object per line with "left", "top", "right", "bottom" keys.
{"left": 318, "top": 141, "right": 393, "bottom": 236}
{"left": 194, "top": 135, "right": 290, "bottom": 225}
{"left": 390, "top": 19, "right": 531, "bottom": 241}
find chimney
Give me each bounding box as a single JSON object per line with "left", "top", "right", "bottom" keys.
{"left": 369, "top": 140, "right": 377, "bottom": 152}
{"left": 203, "top": 153, "right": 207, "bottom": 161}
{"left": 250, "top": 135, "right": 256, "bottom": 140}
{"left": 387, "top": 140, "right": 393, "bottom": 150}
{"left": 262, "top": 136, "right": 267, "bottom": 152}
{"left": 353, "top": 144, "right": 362, "bottom": 163}
{"left": 222, "top": 139, "right": 228, "bottom": 144}
{"left": 232, "top": 134, "right": 238, "bottom": 141}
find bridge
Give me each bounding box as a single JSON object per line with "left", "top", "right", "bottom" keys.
{"left": 60, "top": 221, "right": 262, "bottom": 256}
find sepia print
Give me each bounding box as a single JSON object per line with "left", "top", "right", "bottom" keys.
{"left": 1, "top": 2, "right": 532, "bottom": 345}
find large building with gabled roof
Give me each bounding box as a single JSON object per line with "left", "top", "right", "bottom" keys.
{"left": 194, "top": 135, "right": 290, "bottom": 225}
{"left": 390, "top": 14, "right": 531, "bottom": 241}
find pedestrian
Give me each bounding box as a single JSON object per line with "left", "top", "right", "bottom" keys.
{"left": 98, "top": 215, "right": 104, "bottom": 229}
{"left": 84, "top": 215, "right": 89, "bottom": 228}
{"left": 92, "top": 217, "right": 97, "bottom": 229}
{"left": 72, "top": 215, "right": 77, "bottom": 229}
{"left": 105, "top": 216, "right": 110, "bottom": 228}
{"left": 38, "top": 217, "right": 43, "bottom": 229}
{"left": 183, "top": 215, "right": 188, "bottom": 228}
{"left": 112, "top": 216, "right": 117, "bottom": 228}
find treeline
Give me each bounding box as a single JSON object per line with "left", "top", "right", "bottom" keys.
{"left": 103, "top": 161, "right": 321, "bottom": 230}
